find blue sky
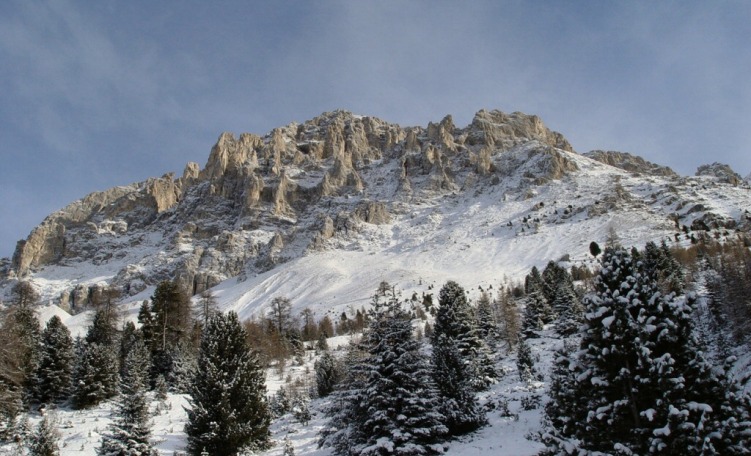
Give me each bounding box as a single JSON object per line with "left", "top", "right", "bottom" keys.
{"left": 1, "top": 0, "right": 750, "bottom": 259}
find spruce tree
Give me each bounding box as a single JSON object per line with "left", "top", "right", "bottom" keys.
{"left": 430, "top": 281, "right": 487, "bottom": 435}
{"left": 475, "top": 291, "right": 499, "bottom": 345}
{"left": 72, "top": 340, "right": 119, "bottom": 409}
{"left": 33, "top": 316, "right": 74, "bottom": 405}
{"left": 521, "top": 289, "right": 550, "bottom": 337}
{"left": 3, "top": 284, "right": 42, "bottom": 439}
{"left": 318, "top": 341, "right": 368, "bottom": 455}
{"left": 73, "top": 308, "right": 120, "bottom": 409}
{"left": 150, "top": 281, "right": 192, "bottom": 383}
{"left": 314, "top": 351, "right": 340, "bottom": 398}
{"left": 98, "top": 339, "right": 156, "bottom": 456}
{"left": 516, "top": 337, "right": 536, "bottom": 382}
{"left": 545, "top": 246, "right": 751, "bottom": 455}
{"left": 27, "top": 413, "right": 59, "bottom": 456}
{"left": 185, "top": 312, "right": 270, "bottom": 456}
{"left": 551, "top": 281, "right": 583, "bottom": 337}
{"left": 320, "top": 286, "right": 447, "bottom": 455}
{"left": 542, "top": 342, "right": 583, "bottom": 453}
{"left": 167, "top": 342, "right": 197, "bottom": 394}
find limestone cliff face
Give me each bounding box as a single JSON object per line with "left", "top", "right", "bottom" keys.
{"left": 465, "top": 110, "right": 573, "bottom": 152}
{"left": 11, "top": 174, "right": 185, "bottom": 275}
{"left": 7, "top": 109, "right": 583, "bottom": 303}
{"left": 585, "top": 150, "right": 677, "bottom": 177}
{"left": 696, "top": 162, "right": 744, "bottom": 186}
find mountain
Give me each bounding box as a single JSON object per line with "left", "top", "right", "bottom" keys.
{"left": 2, "top": 109, "right": 751, "bottom": 321}
{"left": 2, "top": 109, "right": 751, "bottom": 456}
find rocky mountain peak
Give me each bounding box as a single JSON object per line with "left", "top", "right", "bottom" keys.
{"left": 584, "top": 150, "right": 677, "bottom": 177}
{"left": 696, "top": 162, "right": 744, "bottom": 186}
{"left": 466, "top": 109, "right": 573, "bottom": 152}
{"left": 10, "top": 108, "right": 748, "bottom": 312}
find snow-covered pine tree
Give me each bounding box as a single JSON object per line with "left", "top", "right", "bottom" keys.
{"left": 525, "top": 266, "right": 544, "bottom": 295}
{"left": 149, "top": 281, "right": 193, "bottom": 384}
{"left": 516, "top": 337, "right": 536, "bottom": 382}
{"left": 475, "top": 291, "right": 499, "bottom": 346}
{"left": 545, "top": 246, "right": 751, "bottom": 455}
{"left": 318, "top": 340, "right": 369, "bottom": 455}
{"left": 314, "top": 351, "right": 340, "bottom": 398}
{"left": 137, "top": 301, "right": 155, "bottom": 351}
{"left": 521, "top": 289, "right": 552, "bottom": 338}
{"left": 167, "top": 342, "right": 197, "bottom": 394}
{"left": 27, "top": 412, "right": 59, "bottom": 456}
{"left": 320, "top": 285, "right": 447, "bottom": 455}
{"left": 541, "top": 261, "right": 566, "bottom": 304}
{"left": 569, "top": 246, "right": 656, "bottom": 453}
{"left": 72, "top": 341, "right": 120, "bottom": 409}
{"left": 283, "top": 436, "right": 295, "bottom": 456}
{"left": 32, "top": 316, "right": 74, "bottom": 405}
{"left": 85, "top": 306, "right": 119, "bottom": 347}
{"left": 433, "top": 281, "right": 497, "bottom": 392}
{"left": 185, "top": 311, "right": 270, "bottom": 456}
{"left": 541, "top": 342, "right": 584, "bottom": 454}
{"left": 643, "top": 240, "right": 684, "bottom": 293}
{"left": 7, "top": 284, "right": 42, "bottom": 405}
{"left": 316, "top": 330, "right": 329, "bottom": 352}
{"left": 639, "top": 293, "right": 751, "bottom": 454}
{"left": 550, "top": 281, "right": 583, "bottom": 337}
{"left": 118, "top": 322, "right": 140, "bottom": 378}
{"left": 72, "top": 308, "right": 120, "bottom": 409}
{"left": 431, "top": 281, "right": 487, "bottom": 434}
{"left": 291, "top": 393, "right": 311, "bottom": 426}
{"left": 97, "top": 339, "right": 156, "bottom": 456}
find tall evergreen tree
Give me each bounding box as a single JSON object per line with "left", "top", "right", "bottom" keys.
{"left": 475, "top": 291, "right": 499, "bottom": 345}
{"left": 320, "top": 286, "right": 447, "bottom": 455}
{"left": 0, "top": 285, "right": 41, "bottom": 430}
{"left": 550, "top": 281, "right": 583, "bottom": 337}
{"left": 314, "top": 351, "right": 340, "bottom": 398}
{"left": 185, "top": 312, "right": 270, "bottom": 456}
{"left": 521, "top": 289, "right": 551, "bottom": 337}
{"left": 167, "top": 342, "right": 197, "bottom": 394}
{"left": 73, "top": 308, "right": 120, "bottom": 409}
{"left": 33, "top": 316, "right": 74, "bottom": 405}
{"left": 72, "top": 340, "right": 119, "bottom": 409}
{"left": 150, "top": 281, "right": 192, "bottom": 383}
{"left": 545, "top": 246, "right": 751, "bottom": 455}
{"left": 10, "top": 283, "right": 43, "bottom": 404}
{"left": 541, "top": 261, "right": 566, "bottom": 304}
{"left": 98, "top": 339, "right": 156, "bottom": 456}
{"left": 522, "top": 265, "right": 556, "bottom": 336}
{"left": 431, "top": 281, "right": 487, "bottom": 435}
{"left": 137, "top": 301, "right": 155, "bottom": 350}
{"left": 516, "top": 337, "right": 536, "bottom": 382}
{"left": 319, "top": 341, "right": 369, "bottom": 455}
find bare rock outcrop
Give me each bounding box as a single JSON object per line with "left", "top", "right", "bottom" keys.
{"left": 354, "top": 201, "right": 391, "bottom": 225}
{"left": 427, "top": 115, "right": 458, "bottom": 151}
{"left": 201, "top": 132, "right": 262, "bottom": 180}
{"left": 465, "top": 110, "right": 572, "bottom": 151}
{"left": 696, "top": 162, "right": 744, "bottom": 186}
{"left": 585, "top": 150, "right": 677, "bottom": 177}
{"left": 6, "top": 108, "right": 591, "bottom": 302}
{"left": 11, "top": 177, "right": 182, "bottom": 275}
